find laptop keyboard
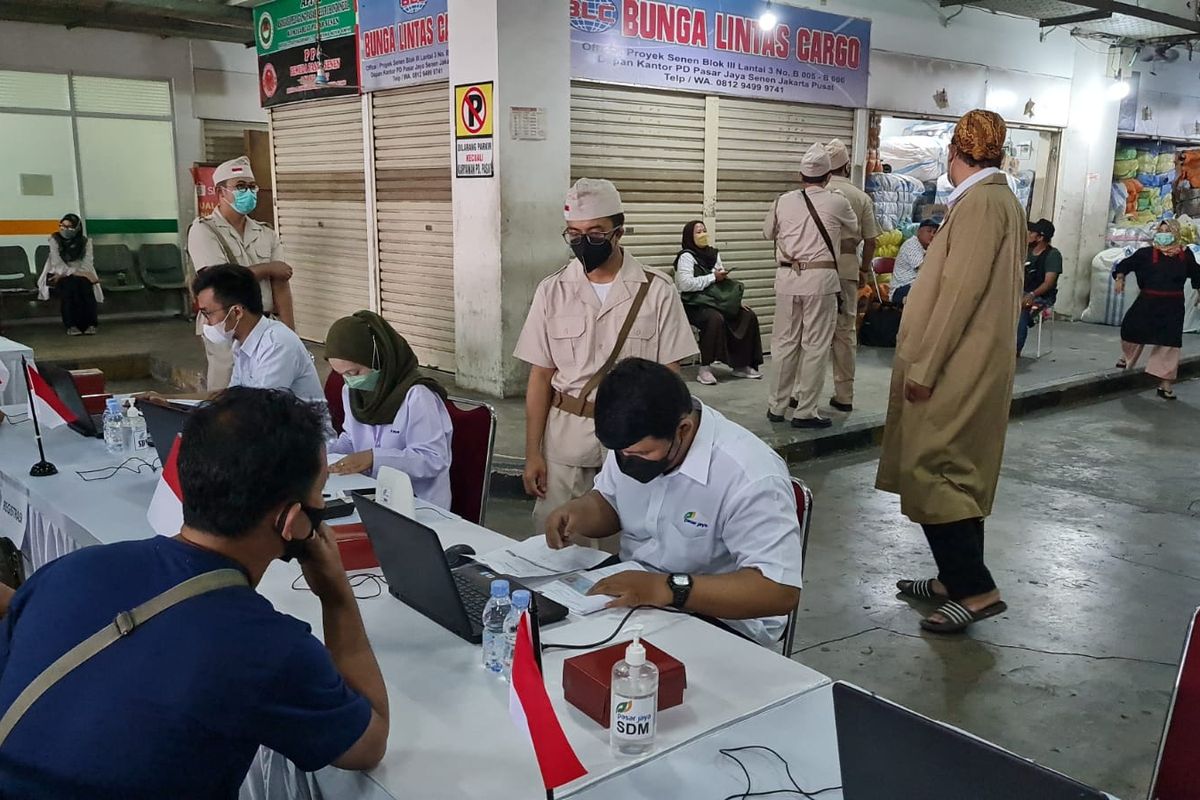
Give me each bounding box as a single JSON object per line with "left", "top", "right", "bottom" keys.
{"left": 453, "top": 571, "right": 490, "bottom": 625}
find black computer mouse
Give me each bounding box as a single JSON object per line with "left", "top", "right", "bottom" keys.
{"left": 443, "top": 543, "right": 476, "bottom": 568}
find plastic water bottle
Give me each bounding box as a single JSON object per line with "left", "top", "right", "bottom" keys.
{"left": 502, "top": 589, "right": 532, "bottom": 680}
{"left": 481, "top": 579, "right": 511, "bottom": 675}
{"left": 611, "top": 626, "right": 658, "bottom": 756}
{"left": 124, "top": 403, "right": 149, "bottom": 453}
{"left": 102, "top": 398, "right": 125, "bottom": 456}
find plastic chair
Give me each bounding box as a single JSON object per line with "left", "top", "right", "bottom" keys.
{"left": 1033, "top": 306, "right": 1054, "bottom": 359}
{"left": 93, "top": 244, "right": 144, "bottom": 292}
{"left": 324, "top": 370, "right": 345, "bottom": 435}
{"left": 444, "top": 395, "right": 497, "bottom": 526}
{"left": 0, "top": 247, "right": 35, "bottom": 293}
{"left": 1149, "top": 607, "right": 1200, "bottom": 800}
{"left": 34, "top": 245, "right": 49, "bottom": 272}
{"left": 781, "top": 477, "right": 813, "bottom": 658}
{"left": 139, "top": 243, "right": 190, "bottom": 314}
{"left": 869, "top": 256, "right": 895, "bottom": 301}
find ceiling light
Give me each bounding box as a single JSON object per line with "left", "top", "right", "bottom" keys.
{"left": 758, "top": 3, "right": 778, "bottom": 31}
{"left": 1108, "top": 80, "right": 1131, "bottom": 101}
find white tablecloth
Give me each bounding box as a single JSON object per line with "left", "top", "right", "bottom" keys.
{"left": 0, "top": 338, "right": 33, "bottom": 406}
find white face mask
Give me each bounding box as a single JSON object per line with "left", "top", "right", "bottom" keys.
{"left": 201, "top": 308, "right": 237, "bottom": 344}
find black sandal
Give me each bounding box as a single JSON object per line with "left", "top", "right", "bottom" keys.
{"left": 1115, "top": 359, "right": 1127, "bottom": 369}
{"left": 1157, "top": 388, "right": 1177, "bottom": 401}
{"left": 896, "top": 578, "right": 946, "bottom": 601}
{"left": 920, "top": 600, "right": 1008, "bottom": 633}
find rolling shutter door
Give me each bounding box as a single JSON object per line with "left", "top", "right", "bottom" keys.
{"left": 202, "top": 119, "right": 268, "bottom": 163}
{"left": 715, "top": 99, "right": 854, "bottom": 340}
{"left": 372, "top": 83, "right": 454, "bottom": 371}
{"left": 571, "top": 83, "right": 705, "bottom": 272}
{"left": 270, "top": 96, "right": 369, "bottom": 343}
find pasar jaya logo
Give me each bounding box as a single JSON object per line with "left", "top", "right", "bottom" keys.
{"left": 615, "top": 701, "right": 633, "bottom": 714}
{"left": 683, "top": 511, "right": 709, "bottom": 529}
{"left": 570, "top": 0, "right": 619, "bottom": 33}
{"left": 399, "top": 0, "right": 428, "bottom": 14}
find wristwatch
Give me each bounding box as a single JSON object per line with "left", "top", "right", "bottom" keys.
{"left": 667, "top": 573, "right": 693, "bottom": 609}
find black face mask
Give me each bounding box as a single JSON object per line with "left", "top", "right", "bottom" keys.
{"left": 616, "top": 434, "right": 681, "bottom": 484}
{"left": 277, "top": 503, "right": 324, "bottom": 562}
{"left": 571, "top": 239, "right": 613, "bottom": 273}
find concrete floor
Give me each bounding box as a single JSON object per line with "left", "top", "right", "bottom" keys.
{"left": 484, "top": 379, "right": 1200, "bottom": 799}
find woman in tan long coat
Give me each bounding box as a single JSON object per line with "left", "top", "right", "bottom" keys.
{"left": 875, "top": 109, "right": 1025, "bottom": 634}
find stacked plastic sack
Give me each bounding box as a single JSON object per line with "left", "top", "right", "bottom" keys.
{"left": 934, "top": 172, "right": 1026, "bottom": 205}
{"left": 1175, "top": 149, "right": 1200, "bottom": 218}
{"left": 1110, "top": 142, "right": 1175, "bottom": 226}
{"left": 866, "top": 172, "right": 925, "bottom": 232}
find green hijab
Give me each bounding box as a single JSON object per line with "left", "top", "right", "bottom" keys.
{"left": 324, "top": 311, "right": 447, "bottom": 425}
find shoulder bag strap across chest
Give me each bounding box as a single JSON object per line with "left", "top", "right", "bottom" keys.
{"left": 0, "top": 568, "right": 249, "bottom": 748}
{"left": 551, "top": 273, "right": 653, "bottom": 419}
{"left": 800, "top": 190, "right": 839, "bottom": 263}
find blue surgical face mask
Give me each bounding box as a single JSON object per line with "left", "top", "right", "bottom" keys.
{"left": 230, "top": 188, "right": 258, "bottom": 215}
{"left": 344, "top": 369, "right": 381, "bottom": 392}
{"left": 1154, "top": 232, "right": 1176, "bottom": 248}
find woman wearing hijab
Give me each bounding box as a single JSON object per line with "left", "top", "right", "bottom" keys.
{"left": 672, "top": 220, "right": 763, "bottom": 385}
{"left": 36, "top": 213, "right": 102, "bottom": 335}
{"left": 1113, "top": 219, "right": 1200, "bottom": 400}
{"left": 325, "top": 311, "right": 454, "bottom": 508}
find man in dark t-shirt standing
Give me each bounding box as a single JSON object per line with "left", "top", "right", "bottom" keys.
{"left": 1018, "top": 218, "right": 1062, "bottom": 356}
{"left": 0, "top": 388, "right": 389, "bottom": 799}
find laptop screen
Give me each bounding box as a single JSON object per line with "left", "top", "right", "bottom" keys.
{"left": 834, "top": 682, "right": 1105, "bottom": 800}
{"left": 37, "top": 362, "right": 97, "bottom": 438}
{"left": 136, "top": 400, "right": 191, "bottom": 465}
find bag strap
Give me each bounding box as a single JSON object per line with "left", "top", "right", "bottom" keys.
{"left": 800, "top": 189, "right": 839, "bottom": 262}
{"left": 577, "top": 273, "right": 653, "bottom": 402}
{"left": 197, "top": 217, "right": 239, "bottom": 265}
{"left": 0, "top": 568, "right": 248, "bottom": 747}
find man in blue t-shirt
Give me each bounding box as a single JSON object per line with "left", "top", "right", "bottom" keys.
{"left": 0, "top": 387, "right": 389, "bottom": 798}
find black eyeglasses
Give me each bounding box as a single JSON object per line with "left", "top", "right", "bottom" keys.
{"left": 562, "top": 227, "right": 622, "bottom": 246}
{"left": 229, "top": 182, "right": 259, "bottom": 192}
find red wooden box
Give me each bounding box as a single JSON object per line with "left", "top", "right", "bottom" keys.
{"left": 69, "top": 369, "right": 111, "bottom": 416}
{"left": 331, "top": 523, "right": 379, "bottom": 570}
{"left": 562, "top": 638, "right": 686, "bottom": 728}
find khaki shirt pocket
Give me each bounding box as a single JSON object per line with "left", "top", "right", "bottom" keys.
{"left": 622, "top": 317, "right": 657, "bottom": 360}
{"left": 547, "top": 315, "right": 585, "bottom": 369}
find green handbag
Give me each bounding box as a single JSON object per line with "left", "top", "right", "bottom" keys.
{"left": 683, "top": 278, "right": 745, "bottom": 320}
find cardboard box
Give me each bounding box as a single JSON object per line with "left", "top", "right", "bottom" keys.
{"left": 562, "top": 638, "right": 686, "bottom": 728}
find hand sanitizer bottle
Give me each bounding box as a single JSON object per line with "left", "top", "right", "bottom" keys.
{"left": 610, "top": 626, "right": 658, "bottom": 756}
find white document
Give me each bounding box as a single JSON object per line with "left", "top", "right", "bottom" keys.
{"left": 477, "top": 536, "right": 611, "bottom": 579}
{"left": 538, "top": 562, "right": 648, "bottom": 616}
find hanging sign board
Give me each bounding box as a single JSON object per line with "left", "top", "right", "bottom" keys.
{"left": 358, "top": 0, "right": 450, "bottom": 92}
{"left": 570, "top": 0, "right": 871, "bottom": 108}
{"left": 455, "top": 82, "right": 495, "bottom": 178}
{"left": 254, "top": 0, "right": 360, "bottom": 108}
{"left": 191, "top": 165, "right": 218, "bottom": 219}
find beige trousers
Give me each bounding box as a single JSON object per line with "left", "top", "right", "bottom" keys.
{"left": 203, "top": 336, "right": 234, "bottom": 391}
{"left": 830, "top": 277, "right": 859, "bottom": 404}
{"left": 532, "top": 461, "right": 599, "bottom": 537}
{"left": 1121, "top": 340, "right": 1181, "bottom": 381}
{"left": 768, "top": 293, "right": 838, "bottom": 419}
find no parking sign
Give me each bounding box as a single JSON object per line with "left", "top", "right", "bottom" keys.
{"left": 454, "top": 81, "right": 494, "bottom": 178}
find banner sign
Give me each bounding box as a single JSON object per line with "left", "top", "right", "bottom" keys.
{"left": 358, "top": 0, "right": 450, "bottom": 92}
{"left": 455, "top": 82, "right": 495, "bottom": 178}
{"left": 570, "top": 0, "right": 871, "bottom": 108}
{"left": 191, "top": 165, "right": 217, "bottom": 219}
{"left": 255, "top": 0, "right": 360, "bottom": 108}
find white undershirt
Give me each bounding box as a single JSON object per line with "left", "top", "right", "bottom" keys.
{"left": 591, "top": 281, "right": 612, "bottom": 304}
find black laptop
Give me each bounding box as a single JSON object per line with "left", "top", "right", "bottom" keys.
{"left": 37, "top": 362, "right": 102, "bottom": 438}
{"left": 353, "top": 494, "right": 568, "bottom": 644}
{"left": 136, "top": 399, "right": 193, "bottom": 464}
{"left": 833, "top": 682, "right": 1106, "bottom": 800}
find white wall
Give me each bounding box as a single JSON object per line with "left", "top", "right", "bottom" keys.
{"left": 0, "top": 22, "right": 266, "bottom": 241}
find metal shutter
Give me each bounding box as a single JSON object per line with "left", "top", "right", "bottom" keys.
{"left": 270, "top": 96, "right": 369, "bottom": 343}
{"left": 372, "top": 83, "right": 455, "bottom": 371}
{"left": 571, "top": 83, "right": 706, "bottom": 272}
{"left": 715, "top": 98, "right": 854, "bottom": 339}
{"left": 202, "top": 119, "right": 268, "bottom": 164}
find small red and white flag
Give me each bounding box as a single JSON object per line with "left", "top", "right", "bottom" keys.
{"left": 24, "top": 361, "right": 76, "bottom": 429}
{"left": 147, "top": 434, "right": 184, "bottom": 536}
{"left": 509, "top": 612, "right": 587, "bottom": 792}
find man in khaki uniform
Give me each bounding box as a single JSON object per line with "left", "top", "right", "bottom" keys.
{"left": 763, "top": 143, "right": 859, "bottom": 429}
{"left": 825, "top": 139, "right": 880, "bottom": 412}
{"left": 514, "top": 178, "right": 698, "bottom": 536}
{"left": 187, "top": 156, "right": 295, "bottom": 391}
{"left": 877, "top": 110, "right": 1024, "bottom": 635}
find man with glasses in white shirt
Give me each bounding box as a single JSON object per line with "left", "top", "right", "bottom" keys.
{"left": 187, "top": 156, "right": 296, "bottom": 391}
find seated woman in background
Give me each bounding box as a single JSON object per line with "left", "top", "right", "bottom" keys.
{"left": 325, "top": 311, "right": 454, "bottom": 508}
{"left": 673, "top": 220, "right": 763, "bottom": 386}
{"left": 36, "top": 213, "right": 102, "bottom": 336}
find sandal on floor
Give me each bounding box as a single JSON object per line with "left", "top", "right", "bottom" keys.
{"left": 1157, "top": 388, "right": 1178, "bottom": 401}
{"left": 896, "top": 578, "right": 946, "bottom": 601}
{"left": 920, "top": 600, "right": 1008, "bottom": 634}
{"left": 1115, "top": 359, "right": 1127, "bottom": 369}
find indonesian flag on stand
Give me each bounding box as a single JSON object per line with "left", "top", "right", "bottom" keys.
{"left": 508, "top": 611, "right": 587, "bottom": 792}
{"left": 24, "top": 361, "right": 76, "bottom": 429}
{"left": 147, "top": 435, "right": 184, "bottom": 536}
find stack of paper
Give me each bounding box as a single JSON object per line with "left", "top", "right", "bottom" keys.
{"left": 538, "top": 562, "right": 648, "bottom": 616}
{"left": 476, "top": 536, "right": 610, "bottom": 579}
